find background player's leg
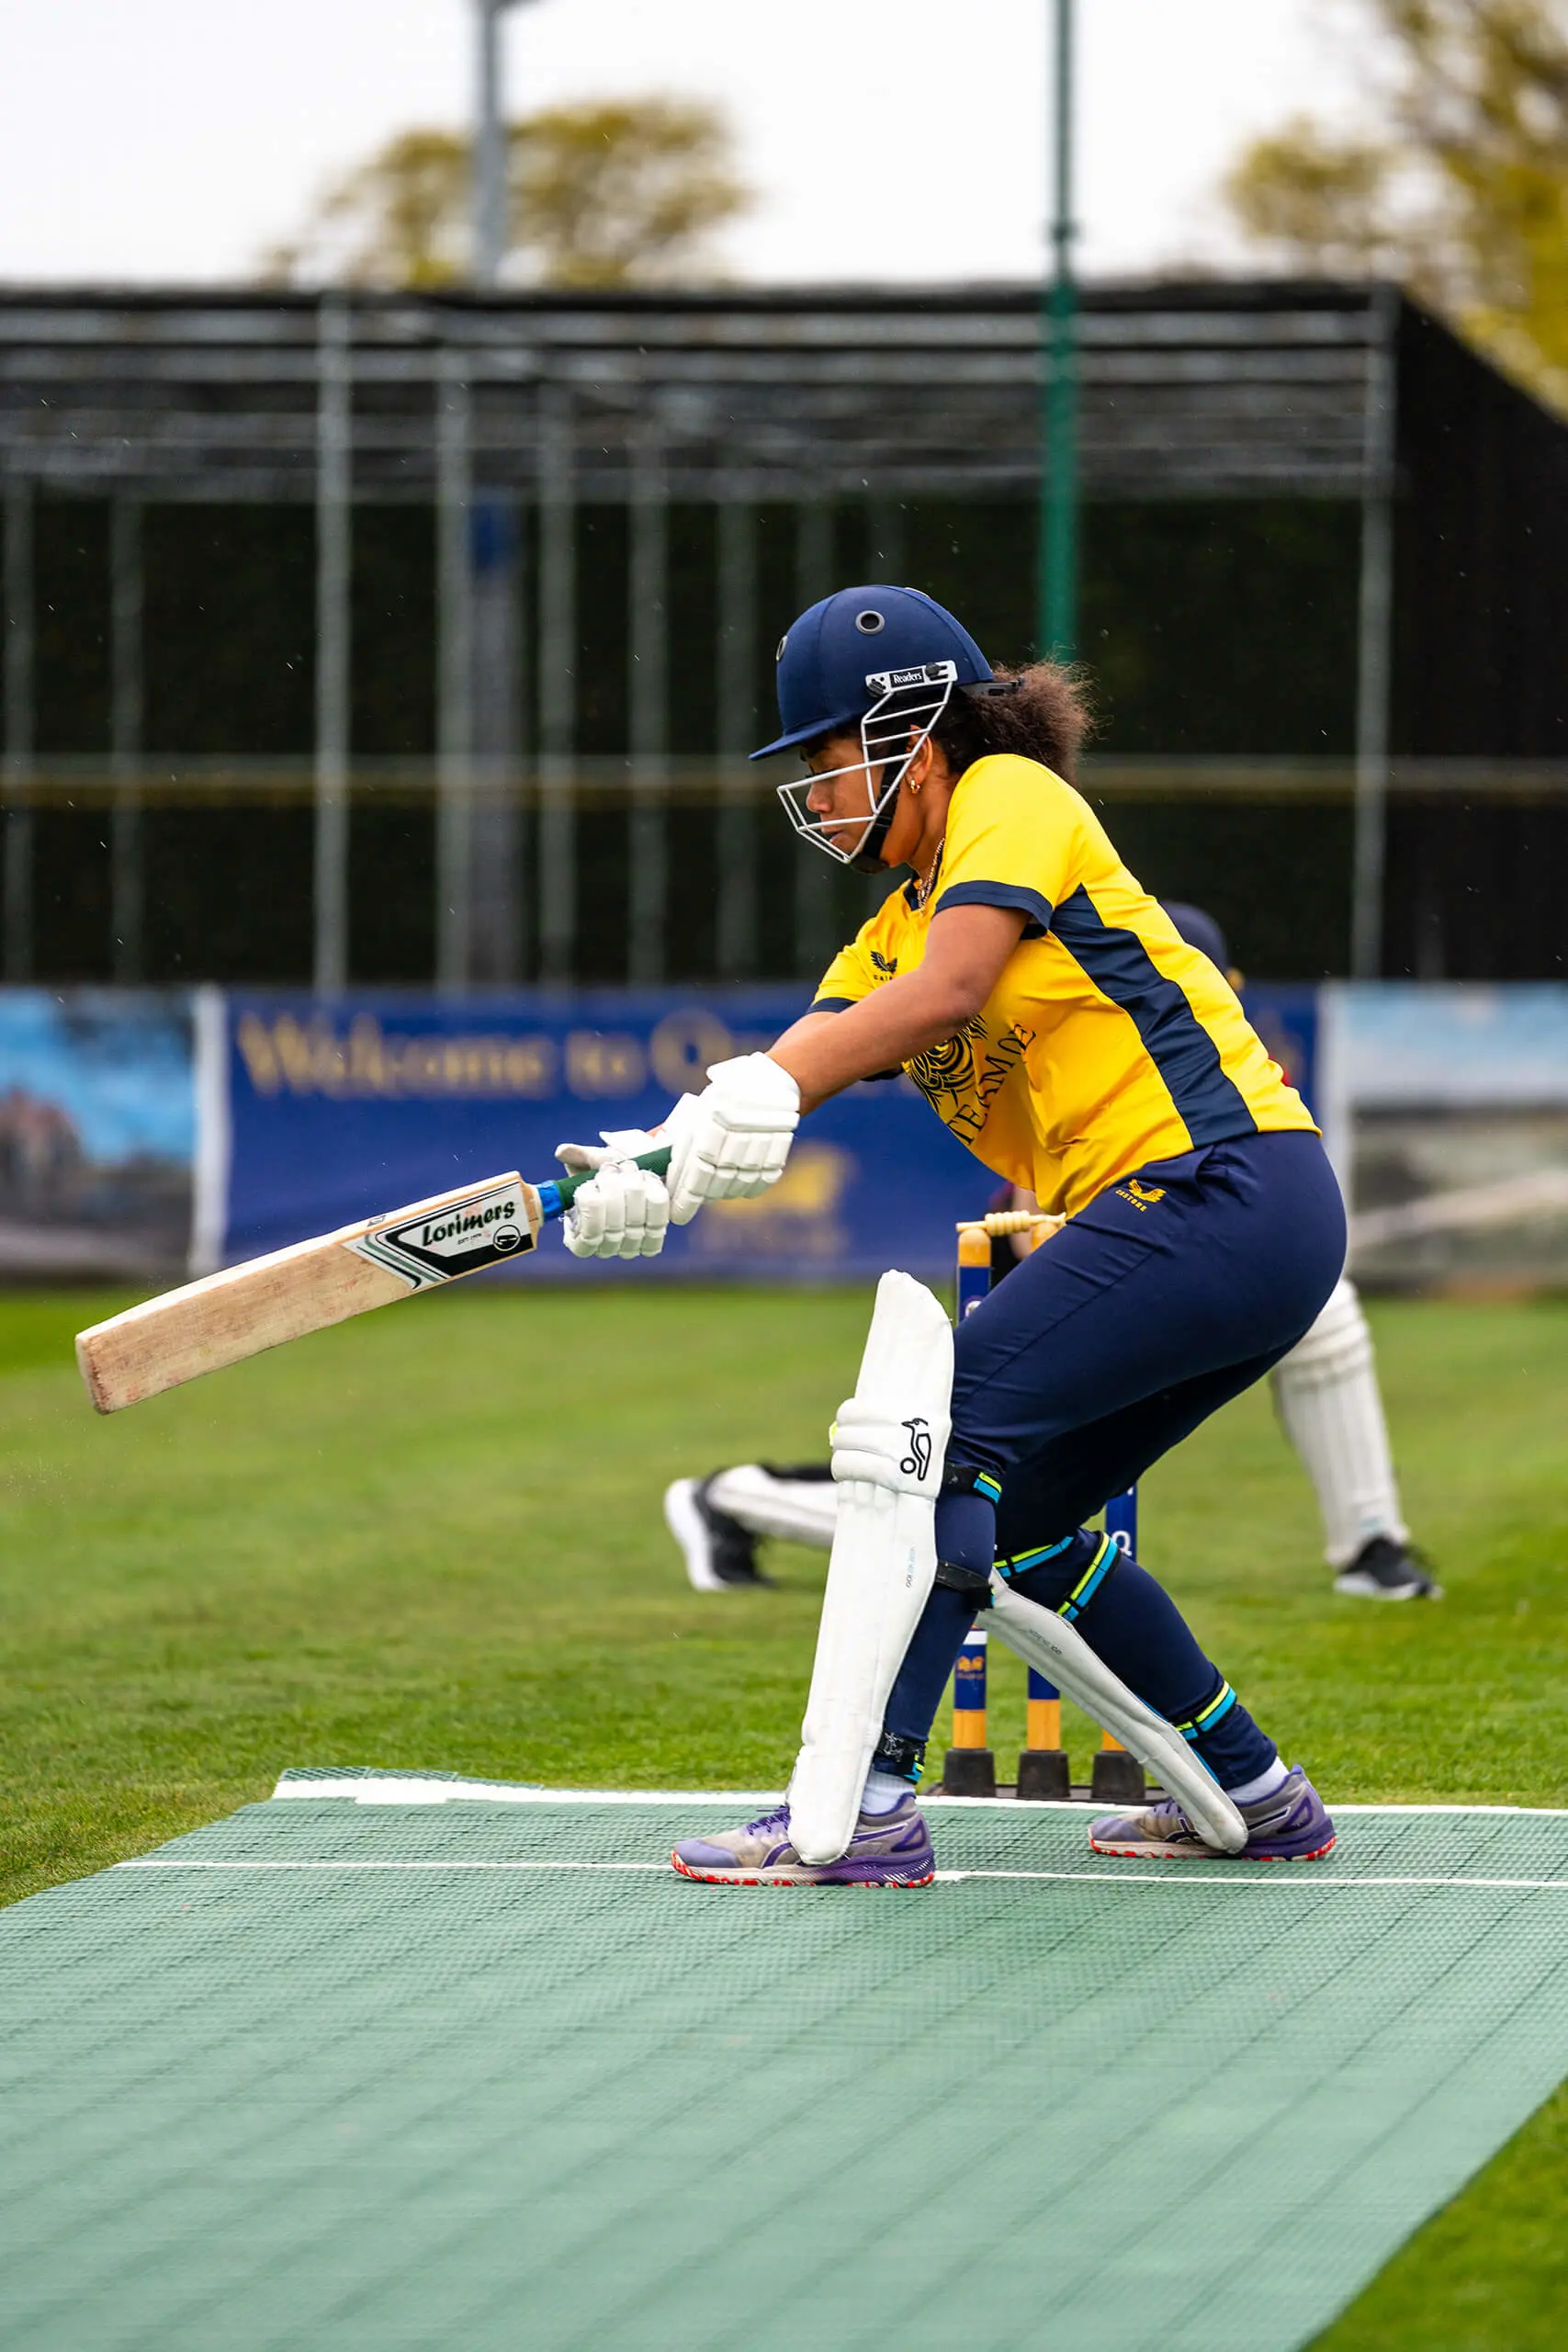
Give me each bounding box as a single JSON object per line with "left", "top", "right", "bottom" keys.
{"left": 1269, "top": 1278, "right": 1440, "bottom": 1600}
{"left": 662, "top": 1464, "right": 834, "bottom": 1590}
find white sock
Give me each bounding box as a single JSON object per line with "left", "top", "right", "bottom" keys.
{"left": 1225, "top": 1758, "right": 1290, "bottom": 1806}
{"left": 859, "top": 1770, "right": 912, "bottom": 1815}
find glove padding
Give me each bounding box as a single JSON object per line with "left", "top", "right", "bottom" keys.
{"left": 664, "top": 1054, "right": 800, "bottom": 1227}
{"left": 561, "top": 1158, "right": 670, "bottom": 1260}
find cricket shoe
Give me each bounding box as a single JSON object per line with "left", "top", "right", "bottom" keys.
{"left": 1089, "top": 1765, "right": 1336, "bottom": 1861}
{"left": 663, "top": 1475, "right": 773, "bottom": 1592}
{"left": 1335, "top": 1534, "right": 1443, "bottom": 1601}
{"left": 671, "top": 1794, "right": 934, "bottom": 1886}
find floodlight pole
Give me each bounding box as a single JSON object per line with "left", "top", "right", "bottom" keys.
{"left": 473, "top": 0, "right": 532, "bottom": 287}
{"left": 1038, "top": 0, "right": 1078, "bottom": 661}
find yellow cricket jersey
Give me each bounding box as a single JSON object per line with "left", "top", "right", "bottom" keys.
{"left": 812, "top": 753, "right": 1316, "bottom": 1217}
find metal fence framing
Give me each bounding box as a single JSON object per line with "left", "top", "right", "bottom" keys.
{"left": 536, "top": 386, "right": 577, "bottom": 988}
{"left": 435, "top": 354, "right": 474, "bottom": 995}
{"left": 792, "top": 498, "right": 837, "bottom": 984}
{"left": 2, "top": 472, "right": 33, "bottom": 983}
{"left": 470, "top": 491, "right": 525, "bottom": 984}
{"left": 1350, "top": 286, "right": 1398, "bottom": 984}
{"left": 627, "top": 426, "right": 669, "bottom": 986}
{"left": 715, "top": 492, "right": 759, "bottom": 981}
{"left": 1, "top": 281, "right": 1560, "bottom": 989}
{"left": 109, "top": 494, "right": 145, "bottom": 982}
{"left": 313, "top": 296, "right": 352, "bottom": 996}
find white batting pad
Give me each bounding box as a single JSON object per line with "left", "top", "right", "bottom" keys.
{"left": 1271, "top": 1277, "right": 1408, "bottom": 1568}
{"left": 987, "top": 1578, "right": 1247, "bottom": 1854}
{"left": 788, "top": 1272, "right": 953, "bottom": 1864}
{"left": 706, "top": 1464, "right": 839, "bottom": 1550}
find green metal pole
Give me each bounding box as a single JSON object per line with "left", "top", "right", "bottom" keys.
{"left": 1039, "top": 0, "right": 1078, "bottom": 661}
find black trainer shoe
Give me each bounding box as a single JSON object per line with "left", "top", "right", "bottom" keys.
{"left": 662, "top": 1476, "right": 773, "bottom": 1592}
{"left": 1334, "top": 1534, "right": 1443, "bottom": 1600}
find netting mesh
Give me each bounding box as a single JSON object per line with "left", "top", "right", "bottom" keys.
{"left": 2, "top": 1780, "right": 1566, "bottom": 2352}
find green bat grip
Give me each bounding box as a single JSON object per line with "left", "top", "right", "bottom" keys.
{"left": 543, "top": 1143, "right": 672, "bottom": 1218}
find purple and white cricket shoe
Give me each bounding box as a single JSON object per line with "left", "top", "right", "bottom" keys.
{"left": 671, "top": 1793, "right": 935, "bottom": 1886}
{"left": 1089, "top": 1764, "right": 1337, "bottom": 1861}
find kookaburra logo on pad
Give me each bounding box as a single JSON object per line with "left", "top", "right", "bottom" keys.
{"left": 345, "top": 1181, "right": 535, "bottom": 1291}
{"left": 900, "top": 1417, "right": 933, "bottom": 1479}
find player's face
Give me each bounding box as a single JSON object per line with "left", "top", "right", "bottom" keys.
{"left": 800, "top": 733, "right": 930, "bottom": 865}
{"left": 801, "top": 734, "right": 885, "bottom": 857}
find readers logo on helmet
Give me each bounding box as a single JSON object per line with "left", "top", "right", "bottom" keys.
{"left": 345, "top": 1181, "right": 536, "bottom": 1291}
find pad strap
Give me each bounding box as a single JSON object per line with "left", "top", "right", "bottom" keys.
{"left": 871, "top": 1728, "right": 926, "bottom": 1784}
{"left": 1168, "top": 1679, "right": 1238, "bottom": 1743}
{"left": 996, "top": 1532, "right": 1076, "bottom": 1577}
{"left": 942, "top": 1461, "right": 1003, "bottom": 1506}
{"left": 932, "top": 1560, "right": 993, "bottom": 1607}
{"left": 1053, "top": 1532, "right": 1119, "bottom": 1623}
{"left": 997, "top": 1530, "right": 1119, "bottom": 1623}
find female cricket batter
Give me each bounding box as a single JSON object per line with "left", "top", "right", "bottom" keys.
{"left": 556, "top": 586, "right": 1347, "bottom": 1883}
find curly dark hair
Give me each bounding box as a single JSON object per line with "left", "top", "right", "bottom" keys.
{"left": 929, "top": 661, "right": 1094, "bottom": 786}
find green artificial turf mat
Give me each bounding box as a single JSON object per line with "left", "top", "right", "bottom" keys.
{"left": 2, "top": 1778, "right": 1566, "bottom": 2352}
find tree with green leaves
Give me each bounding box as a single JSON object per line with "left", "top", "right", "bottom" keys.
{"left": 265, "top": 96, "right": 750, "bottom": 289}
{"left": 1224, "top": 1, "right": 1568, "bottom": 410}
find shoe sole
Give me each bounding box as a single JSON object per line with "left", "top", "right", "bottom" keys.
{"left": 671, "top": 1852, "right": 934, "bottom": 1887}
{"left": 1334, "top": 1572, "right": 1438, "bottom": 1601}
{"left": 662, "top": 1480, "right": 728, "bottom": 1594}
{"left": 1088, "top": 1832, "right": 1337, "bottom": 1862}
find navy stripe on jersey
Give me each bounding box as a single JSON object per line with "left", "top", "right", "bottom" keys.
{"left": 1050, "top": 887, "right": 1257, "bottom": 1144}
{"left": 935, "top": 879, "right": 1052, "bottom": 938}
{"left": 809, "top": 996, "right": 857, "bottom": 1014}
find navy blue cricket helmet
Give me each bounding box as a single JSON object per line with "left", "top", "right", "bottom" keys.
{"left": 750, "top": 584, "right": 995, "bottom": 760}
{"left": 1162, "top": 901, "right": 1231, "bottom": 974}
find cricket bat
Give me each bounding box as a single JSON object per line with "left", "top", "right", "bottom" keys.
{"left": 75, "top": 1148, "right": 672, "bottom": 1415}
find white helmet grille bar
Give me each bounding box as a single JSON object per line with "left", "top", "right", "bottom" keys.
{"left": 774, "top": 661, "right": 958, "bottom": 866}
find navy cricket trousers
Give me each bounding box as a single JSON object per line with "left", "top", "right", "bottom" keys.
{"left": 881, "top": 1128, "right": 1347, "bottom": 1785}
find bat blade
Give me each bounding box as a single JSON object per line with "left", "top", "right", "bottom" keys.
{"left": 76, "top": 1171, "right": 541, "bottom": 1414}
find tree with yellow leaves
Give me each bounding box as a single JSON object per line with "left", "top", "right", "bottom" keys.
{"left": 1224, "top": 1, "right": 1568, "bottom": 410}
{"left": 265, "top": 96, "right": 750, "bottom": 289}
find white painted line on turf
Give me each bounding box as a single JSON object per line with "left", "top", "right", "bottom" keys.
{"left": 270, "top": 1780, "right": 785, "bottom": 1807}
{"left": 921, "top": 1796, "right": 1568, "bottom": 1819}
{"left": 266, "top": 1780, "right": 1568, "bottom": 1820}
{"left": 115, "top": 1860, "right": 1568, "bottom": 1890}
{"left": 935, "top": 1870, "right": 1568, "bottom": 1891}
{"left": 118, "top": 1858, "right": 672, "bottom": 1872}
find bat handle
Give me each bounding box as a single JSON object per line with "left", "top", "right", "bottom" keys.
{"left": 536, "top": 1144, "right": 673, "bottom": 1222}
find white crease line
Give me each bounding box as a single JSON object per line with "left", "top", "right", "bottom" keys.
{"left": 267, "top": 1782, "right": 1568, "bottom": 1821}
{"left": 114, "top": 1860, "right": 1568, "bottom": 1891}
{"left": 118, "top": 1859, "right": 670, "bottom": 1873}
{"left": 937, "top": 1870, "right": 1568, "bottom": 1891}
{"left": 270, "top": 1783, "right": 784, "bottom": 1808}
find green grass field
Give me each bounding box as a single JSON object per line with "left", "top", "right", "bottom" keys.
{"left": 2, "top": 1283, "right": 1565, "bottom": 2347}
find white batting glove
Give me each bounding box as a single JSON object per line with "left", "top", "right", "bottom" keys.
{"left": 553, "top": 1126, "right": 662, "bottom": 1177}
{"left": 561, "top": 1159, "right": 671, "bottom": 1261}
{"left": 663, "top": 1054, "right": 800, "bottom": 1227}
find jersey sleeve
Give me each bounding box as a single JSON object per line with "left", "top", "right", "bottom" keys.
{"left": 809, "top": 929, "right": 879, "bottom": 1013}
{"left": 928, "top": 754, "right": 1080, "bottom": 937}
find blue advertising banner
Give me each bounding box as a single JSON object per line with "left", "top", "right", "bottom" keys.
{"left": 223, "top": 991, "right": 987, "bottom": 1283}
{"left": 1245, "top": 985, "right": 1320, "bottom": 1118}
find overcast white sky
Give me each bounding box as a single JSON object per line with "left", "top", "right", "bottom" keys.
{"left": 0, "top": 0, "right": 1371, "bottom": 287}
